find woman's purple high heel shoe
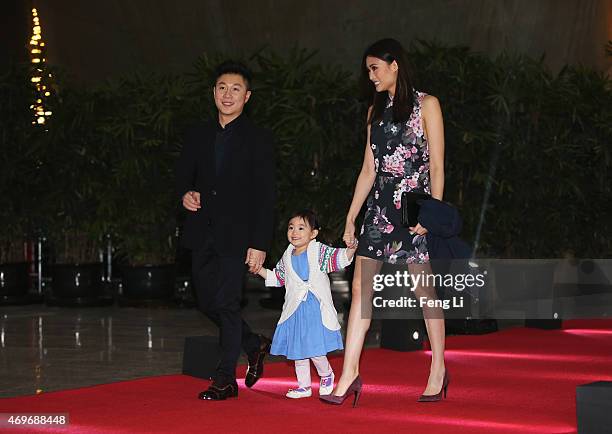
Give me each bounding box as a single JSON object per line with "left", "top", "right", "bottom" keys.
{"left": 417, "top": 370, "right": 449, "bottom": 402}
{"left": 319, "top": 376, "right": 362, "bottom": 407}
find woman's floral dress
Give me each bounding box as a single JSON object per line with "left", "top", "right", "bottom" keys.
{"left": 356, "top": 91, "right": 431, "bottom": 265}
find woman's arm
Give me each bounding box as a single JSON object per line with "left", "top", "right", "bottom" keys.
{"left": 422, "top": 96, "right": 445, "bottom": 200}
{"left": 344, "top": 109, "right": 376, "bottom": 246}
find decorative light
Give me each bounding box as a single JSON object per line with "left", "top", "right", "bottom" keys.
{"left": 29, "top": 8, "right": 52, "bottom": 126}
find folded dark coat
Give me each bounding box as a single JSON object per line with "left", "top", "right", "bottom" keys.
{"left": 418, "top": 198, "right": 472, "bottom": 260}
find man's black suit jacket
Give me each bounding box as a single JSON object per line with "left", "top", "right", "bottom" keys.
{"left": 175, "top": 115, "right": 276, "bottom": 256}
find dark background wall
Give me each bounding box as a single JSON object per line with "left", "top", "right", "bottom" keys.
{"left": 5, "top": 0, "right": 612, "bottom": 81}
{"left": 0, "top": 0, "right": 30, "bottom": 69}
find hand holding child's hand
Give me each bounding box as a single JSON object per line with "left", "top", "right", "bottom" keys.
{"left": 245, "top": 248, "right": 266, "bottom": 274}
{"left": 343, "top": 221, "right": 358, "bottom": 249}
{"left": 345, "top": 239, "right": 358, "bottom": 261}
{"left": 182, "top": 191, "right": 201, "bottom": 212}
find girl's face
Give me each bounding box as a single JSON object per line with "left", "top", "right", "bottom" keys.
{"left": 365, "top": 56, "right": 398, "bottom": 95}
{"left": 287, "top": 217, "right": 318, "bottom": 251}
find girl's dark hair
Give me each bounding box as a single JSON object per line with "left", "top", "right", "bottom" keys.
{"left": 361, "top": 38, "right": 416, "bottom": 124}
{"left": 213, "top": 60, "right": 253, "bottom": 89}
{"left": 289, "top": 209, "right": 320, "bottom": 231}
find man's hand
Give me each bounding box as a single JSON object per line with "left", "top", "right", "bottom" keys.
{"left": 245, "top": 248, "right": 266, "bottom": 274}
{"left": 182, "top": 191, "right": 201, "bottom": 211}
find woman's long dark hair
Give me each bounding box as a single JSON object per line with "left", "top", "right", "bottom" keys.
{"left": 361, "top": 38, "right": 416, "bottom": 125}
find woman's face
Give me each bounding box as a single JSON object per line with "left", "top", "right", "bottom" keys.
{"left": 365, "top": 56, "right": 398, "bottom": 95}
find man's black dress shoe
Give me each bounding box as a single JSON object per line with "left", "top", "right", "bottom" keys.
{"left": 245, "top": 335, "right": 271, "bottom": 388}
{"left": 198, "top": 380, "right": 238, "bottom": 401}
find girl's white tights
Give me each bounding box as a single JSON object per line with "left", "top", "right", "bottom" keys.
{"left": 294, "top": 356, "right": 332, "bottom": 389}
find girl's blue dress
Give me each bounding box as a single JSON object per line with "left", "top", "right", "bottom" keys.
{"left": 270, "top": 250, "right": 344, "bottom": 360}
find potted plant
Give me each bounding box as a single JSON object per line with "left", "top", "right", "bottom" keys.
{"left": 98, "top": 72, "right": 188, "bottom": 302}
{"left": 41, "top": 84, "right": 112, "bottom": 305}
{"left": 0, "top": 65, "right": 40, "bottom": 304}
{"left": 0, "top": 226, "right": 30, "bottom": 304}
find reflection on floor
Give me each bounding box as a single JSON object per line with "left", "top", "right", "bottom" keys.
{"left": 0, "top": 289, "right": 382, "bottom": 398}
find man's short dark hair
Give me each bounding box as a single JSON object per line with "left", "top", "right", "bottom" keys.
{"left": 214, "top": 60, "right": 253, "bottom": 90}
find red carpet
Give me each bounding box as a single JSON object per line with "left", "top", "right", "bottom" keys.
{"left": 2, "top": 320, "right": 611, "bottom": 434}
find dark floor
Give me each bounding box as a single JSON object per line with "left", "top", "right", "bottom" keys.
{"left": 0, "top": 283, "right": 383, "bottom": 398}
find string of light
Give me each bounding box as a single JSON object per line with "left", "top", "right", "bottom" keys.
{"left": 29, "top": 8, "right": 52, "bottom": 125}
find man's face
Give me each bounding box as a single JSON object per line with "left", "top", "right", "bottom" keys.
{"left": 213, "top": 73, "right": 251, "bottom": 118}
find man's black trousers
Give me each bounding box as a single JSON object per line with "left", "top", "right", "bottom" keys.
{"left": 191, "top": 240, "right": 261, "bottom": 382}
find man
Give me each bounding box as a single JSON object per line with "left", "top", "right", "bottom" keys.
{"left": 176, "top": 61, "right": 276, "bottom": 401}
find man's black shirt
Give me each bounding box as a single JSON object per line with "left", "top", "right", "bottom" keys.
{"left": 176, "top": 114, "right": 276, "bottom": 255}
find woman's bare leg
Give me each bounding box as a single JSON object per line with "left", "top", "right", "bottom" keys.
{"left": 410, "top": 263, "right": 446, "bottom": 395}
{"left": 332, "top": 256, "right": 381, "bottom": 396}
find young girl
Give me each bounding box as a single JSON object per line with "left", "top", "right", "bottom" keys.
{"left": 257, "top": 210, "right": 356, "bottom": 398}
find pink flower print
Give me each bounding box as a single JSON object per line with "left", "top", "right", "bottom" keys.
{"left": 404, "top": 131, "right": 417, "bottom": 145}
{"left": 408, "top": 111, "right": 424, "bottom": 136}
{"left": 382, "top": 145, "right": 413, "bottom": 177}
{"left": 411, "top": 146, "right": 418, "bottom": 154}
{"left": 408, "top": 177, "right": 418, "bottom": 189}
{"left": 374, "top": 206, "right": 394, "bottom": 234}
{"left": 393, "top": 178, "right": 409, "bottom": 209}
{"left": 383, "top": 244, "right": 392, "bottom": 257}
{"left": 384, "top": 241, "right": 403, "bottom": 258}
{"left": 412, "top": 234, "right": 426, "bottom": 246}
{"left": 382, "top": 156, "right": 404, "bottom": 177}
{"left": 393, "top": 193, "right": 402, "bottom": 209}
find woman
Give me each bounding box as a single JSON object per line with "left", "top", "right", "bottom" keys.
{"left": 320, "top": 38, "right": 448, "bottom": 406}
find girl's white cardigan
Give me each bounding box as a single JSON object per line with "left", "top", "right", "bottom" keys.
{"left": 265, "top": 240, "right": 353, "bottom": 331}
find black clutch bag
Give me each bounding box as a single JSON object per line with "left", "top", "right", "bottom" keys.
{"left": 401, "top": 191, "right": 431, "bottom": 227}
